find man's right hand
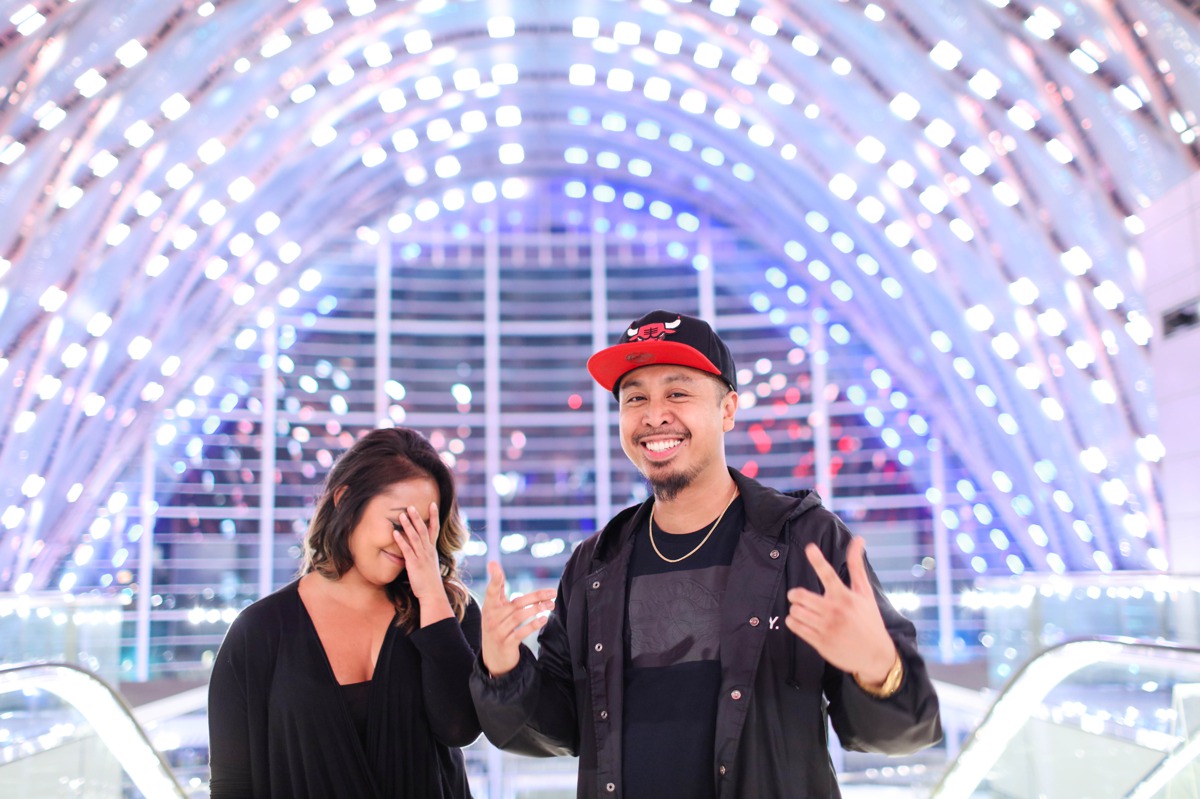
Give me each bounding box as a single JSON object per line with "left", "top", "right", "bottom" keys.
{"left": 481, "top": 560, "right": 557, "bottom": 677}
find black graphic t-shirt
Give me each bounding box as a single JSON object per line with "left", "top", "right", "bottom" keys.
{"left": 621, "top": 498, "right": 744, "bottom": 799}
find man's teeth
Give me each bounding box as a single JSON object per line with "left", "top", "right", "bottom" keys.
{"left": 645, "top": 439, "right": 681, "bottom": 452}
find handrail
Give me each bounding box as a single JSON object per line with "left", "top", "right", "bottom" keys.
{"left": 930, "top": 636, "right": 1200, "bottom": 799}
{"left": 0, "top": 661, "right": 188, "bottom": 799}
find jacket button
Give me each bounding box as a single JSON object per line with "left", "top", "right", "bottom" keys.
{"left": 769, "top": 549, "right": 780, "bottom": 559}
{"left": 719, "top": 764, "right": 727, "bottom": 776}
{"left": 600, "top": 709, "right": 608, "bottom": 720}
{"left": 749, "top": 616, "right": 760, "bottom": 627}
{"left": 606, "top": 783, "right": 616, "bottom": 792}
{"left": 592, "top": 580, "right": 601, "bottom": 589}
{"left": 730, "top": 689, "right": 742, "bottom": 700}
{"left": 594, "top": 643, "right": 603, "bottom": 652}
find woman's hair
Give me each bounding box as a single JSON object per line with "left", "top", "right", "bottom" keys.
{"left": 301, "top": 426, "right": 470, "bottom": 630}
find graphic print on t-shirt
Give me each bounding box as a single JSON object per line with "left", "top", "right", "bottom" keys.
{"left": 621, "top": 499, "right": 744, "bottom": 799}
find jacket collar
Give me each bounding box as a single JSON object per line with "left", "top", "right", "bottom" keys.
{"left": 590, "top": 468, "right": 826, "bottom": 563}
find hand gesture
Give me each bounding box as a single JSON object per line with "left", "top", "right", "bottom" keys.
{"left": 785, "top": 537, "right": 897, "bottom": 687}
{"left": 481, "top": 561, "right": 556, "bottom": 678}
{"left": 393, "top": 502, "right": 446, "bottom": 606}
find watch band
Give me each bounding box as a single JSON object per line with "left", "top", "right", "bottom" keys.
{"left": 854, "top": 652, "right": 904, "bottom": 698}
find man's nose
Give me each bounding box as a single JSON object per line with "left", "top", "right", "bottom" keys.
{"left": 643, "top": 396, "right": 674, "bottom": 425}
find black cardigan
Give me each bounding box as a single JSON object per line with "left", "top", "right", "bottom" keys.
{"left": 208, "top": 580, "right": 482, "bottom": 798}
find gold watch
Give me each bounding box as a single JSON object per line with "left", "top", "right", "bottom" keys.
{"left": 855, "top": 652, "right": 904, "bottom": 698}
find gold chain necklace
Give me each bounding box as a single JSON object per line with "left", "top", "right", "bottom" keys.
{"left": 649, "top": 487, "right": 740, "bottom": 564}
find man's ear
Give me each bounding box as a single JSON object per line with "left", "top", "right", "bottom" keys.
{"left": 721, "top": 388, "right": 738, "bottom": 432}
{"left": 332, "top": 485, "right": 348, "bottom": 507}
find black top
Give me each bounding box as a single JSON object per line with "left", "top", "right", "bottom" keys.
{"left": 342, "top": 680, "right": 372, "bottom": 749}
{"left": 208, "top": 580, "right": 482, "bottom": 798}
{"left": 622, "top": 498, "right": 744, "bottom": 799}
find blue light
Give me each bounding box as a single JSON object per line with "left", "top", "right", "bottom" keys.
{"left": 975, "top": 385, "right": 997, "bottom": 406}
{"left": 601, "top": 112, "right": 627, "bottom": 131}
{"left": 636, "top": 120, "right": 661, "bottom": 139}
{"left": 567, "top": 106, "right": 590, "bottom": 125}
{"left": 785, "top": 241, "right": 807, "bottom": 261}
{"left": 787, "top": 285, "right": 807, "bottom": 304}
{"left": 700, "top": 146, "right": 725, "bottom": 166}
{"left": 856, "top": 253, "right": 880, "bottom": 275}
{"left": 1034, "top": 460, "right": 1057, "bottom": 482}
{"left": 623, "top": 192, "right": 645, "bottom": 209}
{"left": 565, "top": 181, "right": 586, "bottom": 198}
{"left": 668, "top": 132, "right": 692, "bottom": 151}
{"left": 831, "top": 232, "right": 855, "bottom": 253}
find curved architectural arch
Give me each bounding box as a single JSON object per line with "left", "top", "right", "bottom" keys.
{"left": 0, "top": 0, "right": 1197, "bottom": 594}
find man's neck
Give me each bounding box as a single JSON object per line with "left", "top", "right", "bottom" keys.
{"left": 652, "top": 471, "right": 738, "bottom": 534}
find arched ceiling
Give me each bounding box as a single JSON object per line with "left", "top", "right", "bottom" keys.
{"left": 1, "top": 0, "right": 1198, "bottom": 590}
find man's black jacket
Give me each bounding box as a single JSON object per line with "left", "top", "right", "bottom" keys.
{"left": 471, "top": 469, "right": 942, "bottom": 798}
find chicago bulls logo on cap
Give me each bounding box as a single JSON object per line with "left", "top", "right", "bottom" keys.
{"left": 625, "top": 316, "right": 682, "bottom": 342}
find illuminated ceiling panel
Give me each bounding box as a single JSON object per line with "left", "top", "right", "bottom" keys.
{"left": 1, "top": 0, "right": 1198, "bottom": 589}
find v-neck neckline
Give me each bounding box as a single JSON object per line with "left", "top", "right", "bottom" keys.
{"left": 294, "top": 576, "right": 398, "bottom": 686}
{"left": 290, "top": 581, "right": 392, "bottom": 799}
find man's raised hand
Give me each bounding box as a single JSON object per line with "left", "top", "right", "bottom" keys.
{"left": 785, "top": 537, "right": 897, "bottom": 688}
{"left": 480, "top": 560, "right": 556, "bottom": 677}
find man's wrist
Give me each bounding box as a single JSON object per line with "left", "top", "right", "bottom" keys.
{"left": 854, "top": 651, "right": 904, "bottom": 698}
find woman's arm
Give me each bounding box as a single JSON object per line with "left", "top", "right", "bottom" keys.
{"left": 207, "top": 621, "right": 255, "bottom": 798}
{"left": 410, "top": 597, "right": 484, "bottom": 747}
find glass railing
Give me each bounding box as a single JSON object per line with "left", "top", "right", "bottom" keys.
{"left": 932, "top": 637, "right": 1200, "bottom": 799}
{"left": 0, "top": 662, "right": 187, "bottom": 799}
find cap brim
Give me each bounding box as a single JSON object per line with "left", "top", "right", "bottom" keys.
{"left": 587, "top": 341, "right": 724, "bottom": 392}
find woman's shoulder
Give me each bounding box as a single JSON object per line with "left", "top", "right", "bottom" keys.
{"left": 227, "top": 579, "right": 302, "bottom": 633}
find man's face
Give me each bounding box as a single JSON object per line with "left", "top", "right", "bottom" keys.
{"left": 617, "top": 364, "right": 737, "bottom": 501}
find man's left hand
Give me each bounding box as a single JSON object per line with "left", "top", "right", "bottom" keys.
{"left": 785, "top": 537, "right": 897, "bottom": 688}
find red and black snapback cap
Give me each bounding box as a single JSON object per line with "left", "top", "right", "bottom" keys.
{"left": 587, "top": 310, "right": 738, "bottom": 397}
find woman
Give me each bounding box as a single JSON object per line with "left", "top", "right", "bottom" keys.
{"left": 208, "top": 427, "right": 482, "bottom": 798}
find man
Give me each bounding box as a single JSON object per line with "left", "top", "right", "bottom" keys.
{"left": 471, "top": 310, "right": 942, "bottom": 798}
